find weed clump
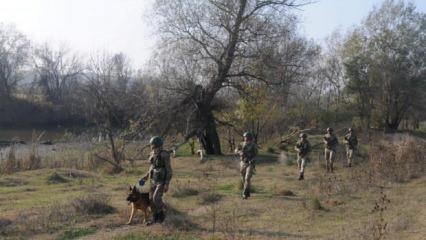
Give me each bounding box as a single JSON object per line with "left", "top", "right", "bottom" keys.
{"left": 306, "top": 197, "right": 323, "bottom": 211}
{"left": 47, "top": 172, "right": 68, "bottom": 184}
{"left": 1, "top": 145, "right": 19, "bottom": 174}
{"left": 277, "top": 189, "right": 295, "bottom": 197}
{"left": 56, "top": 227, "right": 96, "bottom": 240}
{"left": 369, "top": 135, "right": 426, "bottom": 182}
{"left": 172, "top": 180, "right": 199, "bottom": 198}
{"left": 71, "top": 194, "right": 115, "bottom": 215}
{"left": 198, "top": 192, "right": 222, "bottom": 205}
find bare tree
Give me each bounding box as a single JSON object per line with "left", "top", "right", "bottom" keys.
{"left": 78, "top": 52, "right": 139, "bottom": 172}
{"left": 153, "top": 0, "right": 309, "bottom": 154}
{"left": 0, "top": 24, "right": 30, "bottom": 99}
{"left": 33, "top": 44, "right": 83, "bottom": 103}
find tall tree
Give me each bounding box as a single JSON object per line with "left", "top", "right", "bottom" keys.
{"left": 33, "top": 44, "right": 82, "bottom": 103}
{"left": 153, "top": 0, "right": 308, "bottom": 154}
{"left": 0, "top": 24, "right": 30, "bottom": 99}
{"left": 343, "top": 0, "right": 426, "bottom": 131}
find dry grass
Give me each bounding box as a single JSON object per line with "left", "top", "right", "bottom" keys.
{"left": 71, "top": 194, "right": 116, "bottom": 215}
{"left": 1, "top": 193, "right": 115, "bottom": 237}
{"left": 368, "top": 135, "right": 426, "bottom": 182}
{"left": 1, "top": 133, "right": 425, "bottom": 239}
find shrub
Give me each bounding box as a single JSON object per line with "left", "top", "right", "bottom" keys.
{"left": 1, "top": 145, "right": 19, "bottom": 174}
{"left": 266, "top": 146, "right": 276, "bottom": 153}
{"left": 172, "top": 180, "right": 199, "bottom": 198}
{"left": 71, "top": 194, "right": 116, "bottom": 215}
{"left": 198, "top": 192, "right": 222, "bottom": 205}
{"left": 277, "top": 189, "right": 295, "bottom": 197}
{"left": 24, "top": 136, "right": 41, "bottom": 170}
{"left": 47, "top": 172, "right": 69, "bottom": 184}
{"left": 309, "top": 197, "right": 323, "bottom": 210}
{"left": 369, "top": 135, "right": 426, "bottom": 182}
{"left": 0, "top": 218, "right": 12, "bottom": 231}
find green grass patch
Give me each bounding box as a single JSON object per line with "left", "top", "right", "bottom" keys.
{"left": 174, "top": 142, "right": 194, "bottom": 157}
{"left": 56, "top": 227, "right": 96, "bottom": 240}
{"left": 47, "top": 172, "right": 69, "bottom": 184}
{"left": 217, "top": 182, "right": 236, "bottom": 194}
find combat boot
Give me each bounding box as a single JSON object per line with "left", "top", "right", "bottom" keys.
{"left": 242, "top": 189, "right": 250, "bottom": 199}
{"left": 157, "top": 211, "right": 165, "bottom": 223}
{"left": 146, "top": 211, "right": 160, "bottom": 226}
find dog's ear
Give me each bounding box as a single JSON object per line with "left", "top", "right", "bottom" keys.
{"left": 132, "top": 185, "right": 137, "bottom": 192}
{"left": 129, "top": 186, "right": 133, "bottom": 191}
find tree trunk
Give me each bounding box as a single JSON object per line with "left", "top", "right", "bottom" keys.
{"left": 197, "top": 108, "right": 222, "bottom": 155}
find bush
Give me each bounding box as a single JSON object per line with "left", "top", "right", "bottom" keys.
{"left": 71, "top": 194, "right": 116, "bottom": 215}
{"left": 309, "top": 197, "right": 323, "bottom": 210}
{"left": 24, "top": 135, "right": 41, "bottom": 170}
{"left": 369, "top": 135, "right": 426, "bottom": 182}
{"left": 198, "top": 192, "right": 222, "bottom": 205}
{"left": 172, "top": 180, "right": 199, "bottom": 198}
{"left": 47, "top": 172, "right": 69, "bottom": 184}
{"left": 1, "top": 145, "right": 19, "bottom": 174}
{"left": 266, "top": 146, "right": 276, "bottom": 153}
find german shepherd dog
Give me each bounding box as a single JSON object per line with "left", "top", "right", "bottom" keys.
{"left": 126, "top": 186, "right": 152, "bottom": 224}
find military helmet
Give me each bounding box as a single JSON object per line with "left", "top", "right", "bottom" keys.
{"left": 149, "top": 136, "right": 163, "bottom": 147}
{"left": 299, "top": 133, "right": 307, "bottom": 138}
{"left": 243, "top": 132, "right": 253, "bottom": 139}
{"left": 327, "top": 127, "right": 333, "bottom": 132}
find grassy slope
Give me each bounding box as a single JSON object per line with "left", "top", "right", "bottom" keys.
{"left": 0, "top": 144, "right": 425, "bottom": 240}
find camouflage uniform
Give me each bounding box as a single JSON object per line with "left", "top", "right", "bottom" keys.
{"left": 343, "top": 130, "right": 358, "bottom": 167}
{"left": 323, "top": 129, "right": 338, "bottom": 172}
{"left": 146, "top": 149, "right": 172, "bottom": 223}
{"left": 236, "top": 141, "right": 258, "bottom": 199}
{"left": 295, "top": 135, "right": 311, "bottom": 180}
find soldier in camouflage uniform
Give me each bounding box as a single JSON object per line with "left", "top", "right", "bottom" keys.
{"left": 343, "top": 128, "right": 358, "bottom": 167}
{"left": 295, "top": 133, "right": 311, "bottom": 180}
{"left": 323, "top": 127, "right": 338, "bottom": 173}
{"left": 141, "top": 136, "right": 173, "bottom": 225}
{"left": 235, "top": 132, "right": 258, "bottom": 199}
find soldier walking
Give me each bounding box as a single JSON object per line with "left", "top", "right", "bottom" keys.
{"left": 323, "top": 127, "right": 338, "bottom": 173}
{"left": 343, "top": 128, "right": 358, "bottom": 167}
{"left": 295, "top": 133, "right": 311, "bottom": 180}
{"left": 141, "top": 136, "right": 173, "bottom": 225}
{"left": 235, "top": 132, "right": 258, "bottom": 199}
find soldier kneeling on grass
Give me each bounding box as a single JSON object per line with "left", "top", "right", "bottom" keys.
{"left": 141, "top": 136, "right": 173, "bottom": 225}
{"left": 295, "top": 133, "right": 311, "bottom": 180}
{"left": 235, "top": 132, "right": 258, "bottom": 200}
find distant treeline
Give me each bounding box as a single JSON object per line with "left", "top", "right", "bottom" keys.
{"left": 0, "top": 0, "right": 425, "bottom": 155}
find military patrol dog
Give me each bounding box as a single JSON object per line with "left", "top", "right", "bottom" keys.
{"left": 126, "top": 186, "right": 152, "bottom": 224}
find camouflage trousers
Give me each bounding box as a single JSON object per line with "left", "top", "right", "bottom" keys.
{"left": 150, "top": 182, "right": 165, "bottom": 214}
{"left": 324, "top": 148, "right": 336, "bottom": 172}
{"left": 346, "top": 147, "right": 354, "bottom": 166}
{"left": 297, "top": 154, "right": 309, "bottom": 173}
{"left": 240, "top": 161, "right": 254, "bottom": 197}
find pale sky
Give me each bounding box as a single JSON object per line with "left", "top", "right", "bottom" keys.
{"left": 0, "top": 0, "right": 425, "bottom": 68}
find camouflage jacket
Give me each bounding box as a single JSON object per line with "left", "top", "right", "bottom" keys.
{"left": 148, "top": 149, "right": 173, "bottom": 184}
{"left": 344, "top": 133, "right": 358, "bottom": 149}
{"left": 236, "top": 142, "right": 258, "bottom": 163}
{"left": 323, "top": 133, "right": 338, "bottom": 150}
{"left": 295, "top": 139, "right": 311, "bottom": 157}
